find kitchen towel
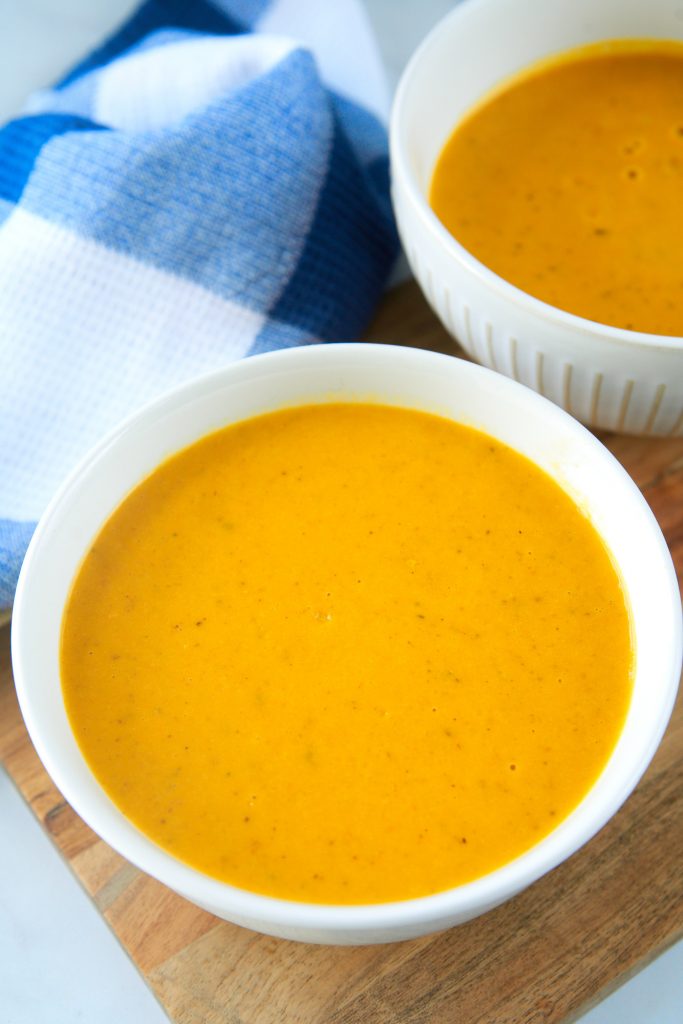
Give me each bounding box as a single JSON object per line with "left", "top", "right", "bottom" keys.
{"left": 0, "top": 0, "right": 399, "bottom": 609}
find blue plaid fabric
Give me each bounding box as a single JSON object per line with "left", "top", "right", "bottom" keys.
{"left": 0, "top": 0, "right": 398, "bottom": 609}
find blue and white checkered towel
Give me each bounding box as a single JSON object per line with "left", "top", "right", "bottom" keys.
{"left": 0, "top": 0, "right": 399, "bottom": 609}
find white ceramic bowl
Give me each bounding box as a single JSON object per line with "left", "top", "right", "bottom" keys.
{"left": 11, "top": 344, "right": 682, "bottom": 944}
{"left": 391, "top": 0, "right": 683, "bottom": 436}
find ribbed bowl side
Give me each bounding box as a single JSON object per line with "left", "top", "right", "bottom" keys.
{"left": 392, "top": 184, "right": 683, "bottom": 437}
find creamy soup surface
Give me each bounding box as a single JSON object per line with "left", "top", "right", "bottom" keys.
{"left": 61, "top": 403, "right": 633, "bottom": 904}
{"left": 430, "top": 41, "right": 683, "bottom": 335}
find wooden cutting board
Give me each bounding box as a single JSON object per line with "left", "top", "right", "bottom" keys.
{"left": 1, "top": 281, "right": 682, "bottom": 1024}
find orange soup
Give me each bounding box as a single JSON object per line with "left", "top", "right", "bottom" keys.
{"left": 61, "top": 404, "right": 633, "bottom": 904}
{"left": 430, "top": 42, "right": 683, "bottom": 335}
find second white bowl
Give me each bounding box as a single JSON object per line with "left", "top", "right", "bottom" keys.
{"left": 391, "top": 0, "right": 683, "bottom": 435}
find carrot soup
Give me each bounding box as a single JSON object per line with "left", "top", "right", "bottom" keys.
{"left": 430, "top": 42, "right": 683, "bottom": 335}
{"left": 60, "top": 403, "right": 633, "bottom": 904}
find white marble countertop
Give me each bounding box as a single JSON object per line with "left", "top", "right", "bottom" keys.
{"left": 0, "top": 766, "right": 169, "bottom": 1024}
{"left": 0, "top": 2, "right": 680, "bottom": 1021}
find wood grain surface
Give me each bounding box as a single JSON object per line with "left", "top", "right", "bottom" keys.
{"left": 2, "top": 281, "right": 682, "bottom": 1024}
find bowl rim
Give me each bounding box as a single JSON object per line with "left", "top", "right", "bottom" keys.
{"left": 10, "top": 342, "right": 683, "bottom": 936}
{"left": 390, "top": 0, "right": 683, "bottom": 353}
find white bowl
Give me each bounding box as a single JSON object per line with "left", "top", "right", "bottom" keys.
{"left": 11, "top": 344, "right": 682, "bottom": 944}
{"left": 391, "top": 0, "right": 683, "bottom": 436}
